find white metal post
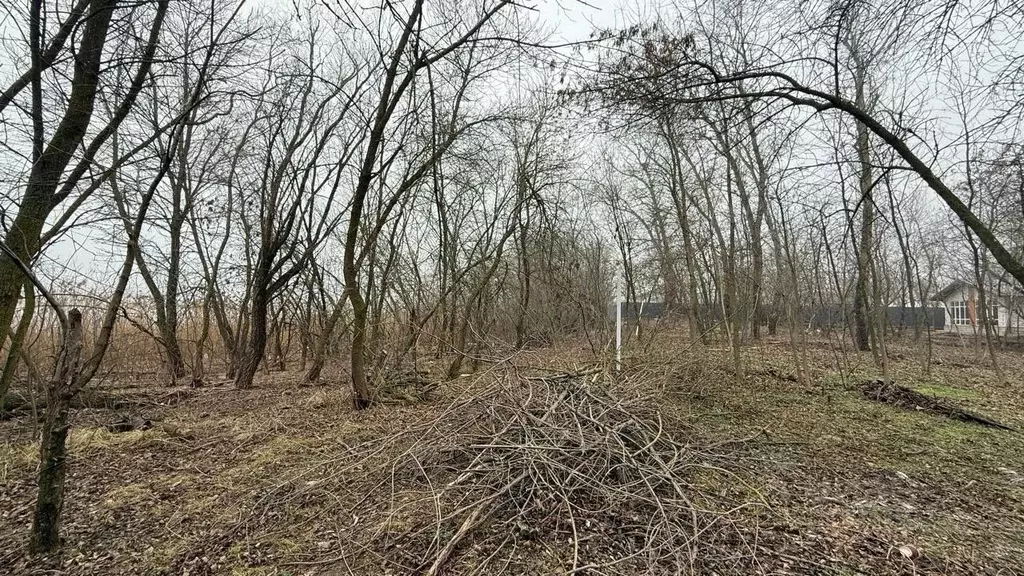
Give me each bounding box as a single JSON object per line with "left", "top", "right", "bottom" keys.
{"left": 615, "top": 274, "right": 622, "bottom": 372}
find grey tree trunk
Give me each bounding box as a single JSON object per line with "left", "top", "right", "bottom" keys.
{"left": 0, "top": 280, "right": 34, "bottom": 411}
{"left": 853, "top": 66, "right": 875, "bottom": 354}
{"left": 30, "top": 308, "right": 84, "bottom": 554}
{"left": 305, "top": 301, "right": 345, "bottom": 383}
{"left": 235, "top": 262, "right": 271, "bottom": 390}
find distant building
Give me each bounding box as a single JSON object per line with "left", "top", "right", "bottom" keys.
{"left": 607, "top": 300, "right": 665, "bottom": 321}
{"left": 930, "top": 280, "right": 1024, "bottom": 335}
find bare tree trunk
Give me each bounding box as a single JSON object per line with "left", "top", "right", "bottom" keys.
{"left": 193, "top": 286, "right": 213, "bottom": 386}
{"left": 235, "top": 263, "right": 270, "bottom": 390}
{"left": 299, "top": 278, "right": 314, "bottom": 371}
{"left": 446, "top": 235, "right": 515, "bottom": 379}
{"left": 852, "top": 65, "right": 875, "bottom": 354}
{"left": 852, "top": 199, "right": 873, "bottom": 354}
{"left": 664, "top": 124, "right": 709, "bottom": 343}
{"left": 515, "top": 212, "right": 531, "bottom": 349}
{"left": 348, "top": 287, "right": 372, "bottom": 408}
{"left": 969, "top": 235, "right": 1005, "bottom": 382}
{"left": 271, "top": 312, "right": 286, "bottom": 372}
{"left": 0, "top": 280, "right": 34, "bottom": 411}
{"left": 30, "top": 308, "right": 83, "bottom": 554}
{"left": 305, "top": 301, "right": 344, "bottom": 383}
{"left": 723, "top": 161, "right": 744, "bottom": 379}
{"left": 870, "top": 254, "right": 889, "bottom": 377}
{"left": 162, "top": 147, "right": 189, "bottom": 379}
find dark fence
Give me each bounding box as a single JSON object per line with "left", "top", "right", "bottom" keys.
{"left": 607, "top": 301, "right": 946, "bottom": 330}
{"left": 607, "top": 301, "right": 666, "bottom": 321}
{"left": 886, "top": 306, "right": 945, "bottom": 330}
{"left": 804, "top": 305, "right": 944, "bottom": 330}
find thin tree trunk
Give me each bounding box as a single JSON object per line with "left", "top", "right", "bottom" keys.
{"left": 348, "top": 289, "right": 372, "bottom": 408}
{"left": 969, "top": 236, "right": 1005, "bottom": 382}
{"left": 0, "top": 280, "right": 34, "bottom": 411}
{"left": 235, "top": 263, "right": 271, "bottom": 390}
{"left": 272, "top": 315, "right": 286, "bottom": 372}
{"left": 30, "top": 308, "right": 83, "bottom": 554}
{"left": 853, "top": 75, "right": 874, "bottom": 354}
{"left": 305, "top": 301, "right": 344, "bottom": 383}
{"left": 193, "top": 286, "right": 213, "bottom": 386}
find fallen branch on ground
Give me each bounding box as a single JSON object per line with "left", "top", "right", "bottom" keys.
{"left": 245, "top": 364, "right": 764, "bottom": 574}
{"left": 862, "top": 379, "right": 1015, "bottom": 431}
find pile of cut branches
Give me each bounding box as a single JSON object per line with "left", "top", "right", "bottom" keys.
{"left": 372, "top": 368, "right": 438, "bottom": 404}
{"left": 862, "top": 378, "right": 1014, "bottom": 430}
{"left": 248, "top": 365, "right": 762, "bottom": 574}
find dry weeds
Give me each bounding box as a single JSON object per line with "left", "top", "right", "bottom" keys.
{"left": 1, "top": 334, "right": 1023, "bottom": 575}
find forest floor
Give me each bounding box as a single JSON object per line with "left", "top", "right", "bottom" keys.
{"left": 2, "top": 331, "right": 1023, "bottom": 575}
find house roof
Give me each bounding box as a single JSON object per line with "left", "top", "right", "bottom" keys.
{"left": 931, "top": 278, "right": 1022, "bottom": 303}
{"left": 931, "top": 280, "right": 971, "bottom": 302}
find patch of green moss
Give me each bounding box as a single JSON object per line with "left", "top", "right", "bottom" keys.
{"left": 930, "top": 421, "right": 992, "bottom": 444}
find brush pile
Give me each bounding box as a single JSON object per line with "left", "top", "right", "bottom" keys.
{"left": 862, "top": 378, "right": 1014, "bottom": 430}
{"left": 372, "top": 368, "right": 438, "bottom": 404}
{"left": 245, "top": 365, "right": 759, "bottom": 574}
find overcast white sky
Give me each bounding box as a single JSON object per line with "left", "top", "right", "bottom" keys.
{"left": 8, "top": 0, "right": 1022, "bottom": 300}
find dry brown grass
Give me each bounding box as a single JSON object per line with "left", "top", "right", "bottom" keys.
{"left": 1, "top": 331, "right": 1023, "bottom": 575}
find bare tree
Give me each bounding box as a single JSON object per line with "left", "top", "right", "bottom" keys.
{"left": 338, "top": 0, "right": 524, "bottom": 408}
{"left": 0, "top": 0, "right": 170, "bottom": 407}
{"left": 575, "top": 0, "right": 1024, "bottom": 289}
{"left": 231, "top": 25, "right": 363, "bottom": 390}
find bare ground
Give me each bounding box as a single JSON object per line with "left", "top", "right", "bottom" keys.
{"left": 2, "top": 333, "right": 1023, "bottom": 575}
